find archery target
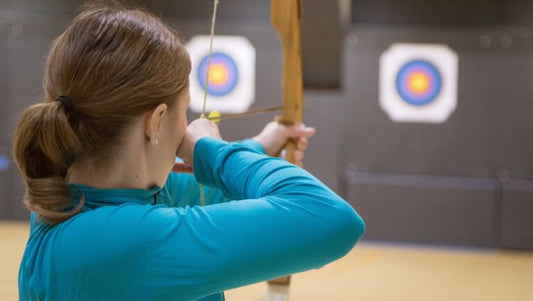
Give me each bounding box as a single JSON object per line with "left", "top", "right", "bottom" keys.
{"left": 186, "top": 36, "right": 256, "bottom": 114}
{"left": 380, "top": 43, "right": 458, "bottom": 123}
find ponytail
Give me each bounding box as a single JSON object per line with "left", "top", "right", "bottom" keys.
{"left": 12, "top": 5, "right": 191, "bottom": 225}
{"left": 13, "top": 100, "right": 84, "bottom": 225}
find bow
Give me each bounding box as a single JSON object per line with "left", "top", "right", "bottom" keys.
{"left": 172, "top": 1, "right": 304, "bottom": 298}
{"left": 267, "top": 0, "right": 304, "bottom": 299}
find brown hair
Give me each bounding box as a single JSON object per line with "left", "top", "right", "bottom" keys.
{"left": 12, "top": 3, "right": 191, "bottom": 225}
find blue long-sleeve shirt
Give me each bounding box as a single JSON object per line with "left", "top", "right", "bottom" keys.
{"left": 18, "top": 137, "right": 365, "bottom": 301}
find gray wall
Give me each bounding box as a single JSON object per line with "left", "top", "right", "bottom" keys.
{"left": 342, "top": 0, "right": 533, "bottom": 250}
{"left": 0, "top": 1, "right": 79, "bottom": 220}
{"left": 1, "top": 0, "right": 532, "bottom": 250}
{"left": 341, "top": 25, "right": 533, "bottom": 250}
{"left": 352, "top": 0, "right": 533, "bottom": 26}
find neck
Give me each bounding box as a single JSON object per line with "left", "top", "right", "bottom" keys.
{"left": 68, "top": 155, "right": 153, "bottom": 190}
{"left": 68, "top": 129, "right": 156, "bottom": 190}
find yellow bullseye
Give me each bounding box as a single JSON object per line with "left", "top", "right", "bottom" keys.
{"left": 209, "top": 64, "right": 229, "bottom": 85}
{"left": 408, "top": 72, "right": 430, "bottom": 94}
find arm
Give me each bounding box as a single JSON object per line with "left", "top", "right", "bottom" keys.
{"left": 161, "top": 119, "right": 314, "bottom": 208}
{"left": 153, "top": 137, "right": 365, "bottom": 299}
{"left": 159, "top": 138, "right": 265, "bottom": 207}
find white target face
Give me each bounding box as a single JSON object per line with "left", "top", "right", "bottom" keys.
{"left": 379, "top": 43, "right": 458, "bottom": 123}
{"left": 186, "top": 35, "right": 256, "bottom": 114}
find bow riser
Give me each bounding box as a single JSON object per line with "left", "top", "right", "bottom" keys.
{"left": 272, "top": 0, "right": 303, "bottom": 164}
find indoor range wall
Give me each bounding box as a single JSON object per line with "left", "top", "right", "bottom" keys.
{"left": 0, "top": 0, "right": 532, "bottom": 250}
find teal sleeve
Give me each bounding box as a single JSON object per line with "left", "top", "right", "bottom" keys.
{"left": 160, "top": 138, "right": 265, "bottom": 207}
{"left": 163, "top": 137, "right": 364, "bottom": 297}
{"left": 48, "top": 137, "right": 364, "bottom": 301}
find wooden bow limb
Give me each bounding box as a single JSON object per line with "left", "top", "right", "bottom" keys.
{"left": 268, "top": 0, "right": 304, "bottom": 297}
{"left": 272, "top": 0, "right": 303, "bottom": 165}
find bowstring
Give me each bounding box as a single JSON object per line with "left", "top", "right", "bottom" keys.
{"left": 201, "top": 0, "right": 220, "bottom": 119}
{"left": 199, "top": 0, "right": 220, "bottom": 206}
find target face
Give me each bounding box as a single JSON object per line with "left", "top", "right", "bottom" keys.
{"left": 380, "top": 44, "right": 458, "bottom": 123}
{"left": 396, "top": 60, "right": 442, "bottom": 106}
{"left": 197, "top": 52, "right": 239, "bottom": 97}
{"left": 186, "top": 36, "right": 256, "bottom": 114}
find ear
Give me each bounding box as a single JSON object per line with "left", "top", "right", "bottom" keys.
{"left": 145, "top": 103, "right": 168, "bottom": 145}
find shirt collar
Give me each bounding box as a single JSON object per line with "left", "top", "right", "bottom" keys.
{"left": 69, "top": 183, "right": 162, "bottom": 209}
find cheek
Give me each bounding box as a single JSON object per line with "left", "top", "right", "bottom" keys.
{"left": 173, "top": 111, "right": 187, "bottom": 146}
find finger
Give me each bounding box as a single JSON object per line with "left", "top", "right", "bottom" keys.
{"left": 293, "top": 149, "right": 304, "bottom": 162}
{"left": 294, "top": 160, "right": 304, "bottom": 168}
{"left": 296, "top": 137, "right": 308, "bottom": 150}
{"left": 285, "top": 125, "right": 316, "bottom": 139}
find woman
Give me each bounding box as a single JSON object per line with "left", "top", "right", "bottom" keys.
{"left": 14, "top": 4, "right": 365, "bottom": 301}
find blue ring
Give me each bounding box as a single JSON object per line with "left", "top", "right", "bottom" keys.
{"left": 197, "top": 52, "right": 239, "bottom": 97}
{"left": 395, "top": 60, "right": 442, "bottom": 106}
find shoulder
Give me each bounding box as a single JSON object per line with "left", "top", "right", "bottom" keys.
{"left": 61, "top": 204, "right": 180, "bottom": 238}
{"left": 48, "top": 205, "right": 182, "bottom": 268}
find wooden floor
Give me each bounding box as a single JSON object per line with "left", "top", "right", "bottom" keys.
{"left": 2, "top": 221, "right": 532, "bottom": 301}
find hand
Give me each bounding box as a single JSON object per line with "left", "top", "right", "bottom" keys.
{"left": 176, "top": 118, "right": 222, "bottom": 170}
{"left": 252, "top": 121, "right": 315, "bottom": 167}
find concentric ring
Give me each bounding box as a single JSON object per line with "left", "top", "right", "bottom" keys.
{"left": 395, "top": 60, "right": 442, "bottom": 106}
{"left": 197, "top": 52, "right": 239, "bottom": 97}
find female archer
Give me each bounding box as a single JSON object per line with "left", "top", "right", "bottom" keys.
{"left": 13, "top": 4, "right": 365, "bottom": 301}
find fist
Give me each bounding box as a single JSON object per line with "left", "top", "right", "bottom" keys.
{"left": 176, "top": 118, "right": 222, "bottom": 169}
{"left": 252, "top": 121, "right": 315, "bottom": 167}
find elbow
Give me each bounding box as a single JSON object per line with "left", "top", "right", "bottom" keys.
{"left": 339, "top": 199, "right": 366, "bottom": 247}
{"left": 324, "top": 199, "right": 366, "bottom": 261}
{"left": 351, "top": 207, "right": 366, "bottom": 244}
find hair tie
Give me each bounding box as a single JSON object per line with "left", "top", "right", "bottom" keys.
{"left": 56, "top": 95, "right": 77, "bottom": 116}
